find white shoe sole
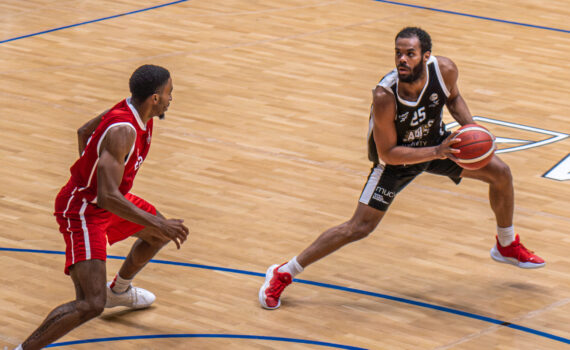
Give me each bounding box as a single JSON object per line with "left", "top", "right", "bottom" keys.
{"left": 490, "top": 245, "right": 545, "bottom": 269}
{"left": 259, "top": 264, "right": 280, "bottom": 310}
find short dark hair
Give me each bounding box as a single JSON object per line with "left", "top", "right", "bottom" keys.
{"left": 395, "top": 27, "right": 432, "bottom": 53}
{"left": 129, "top": 64, "right": 171, "bottom": 102}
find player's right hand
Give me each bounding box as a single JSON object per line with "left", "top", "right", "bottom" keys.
{"left": 436, "top": 132, "right": 461, "bottom": 160}
{"left": 158, "top": 219, "right": 189, "bottom": 249}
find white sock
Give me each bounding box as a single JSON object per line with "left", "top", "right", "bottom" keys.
{"left": 15, "top": 345, "right": 23, "bottom": 350}
{"left": 497, "top": 225, "right": 515, "bottom": 247}
{"left": 110, "top": 274, "right": 133, "bottom": 294}
{"left": 278, "top": 256, "right": 304, "bottom": 277}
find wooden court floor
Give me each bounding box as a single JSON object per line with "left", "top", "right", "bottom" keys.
{"left": 1, "top": 1, "right": 569, "bottom": 349}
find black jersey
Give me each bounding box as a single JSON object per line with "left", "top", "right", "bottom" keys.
{"left": 367, "top": 56, "right": 451, "bottom": 164}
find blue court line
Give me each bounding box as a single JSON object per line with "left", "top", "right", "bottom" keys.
{"left": 44, "top": 334, "right": 367, "bottom": 349}
{"left": 0, "top": 0, "right": 189, "bottom": 44}
{"left": 373, "top": 0, "right": 570, "bottom": 34}
{"left": 1, "top": 247, "right": 569, "bottom": 345}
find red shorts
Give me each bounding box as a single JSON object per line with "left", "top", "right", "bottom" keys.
{"left": 54, "top": 184, "right": 156, "bottom": 275}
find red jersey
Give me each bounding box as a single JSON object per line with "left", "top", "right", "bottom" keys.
{"left": 66, "top": 98, "right": 153, "bottom": 205}
{"left": 53, "top": 98, "right": 155, "bottom": 273}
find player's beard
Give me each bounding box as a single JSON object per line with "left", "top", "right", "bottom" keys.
{"left": 398, "top": 57, "right": 424, "bottom": 83}
{"left": 159, "top": 113, "right": 165, "bottom": 120}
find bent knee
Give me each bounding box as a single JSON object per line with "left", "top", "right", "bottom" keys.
{"left": 76, "top": 297, "right": 105, "bottom": 320}
{"left": 500, "top": 162, "right": 512, "bottom": 180}
{"left": 491, "top": 161, "right": 512, "bottom": 184}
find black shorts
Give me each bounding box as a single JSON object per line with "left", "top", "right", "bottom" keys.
{"left": 359, "top": 159, "right": 463, "bottom": 211}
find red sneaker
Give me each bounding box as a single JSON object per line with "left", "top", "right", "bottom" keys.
{"left": 490, "top": 234, "right": 545, "bottom": 269}
{"left": 259, "top": 263, "right": 292, "bottom": 309}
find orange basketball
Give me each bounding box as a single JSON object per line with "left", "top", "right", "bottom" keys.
{"left": 451, "top": 124, "right": 495, "bottom": 170}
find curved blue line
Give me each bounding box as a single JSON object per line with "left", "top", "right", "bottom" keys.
{"left": 44, "top": 334, "right": 367, "bottom": 349}
{"left": 1, "top": 247, "right": 568, "bottom": 345}
{"left": 373, "top": 0, "right": 570, "bottom": 34}
{"left": 0, "top": 0, "right": 189, "bottom": 44}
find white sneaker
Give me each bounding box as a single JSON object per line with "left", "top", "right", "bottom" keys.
{"left": 105, "top": 282, "right": 156, "bottom": 309}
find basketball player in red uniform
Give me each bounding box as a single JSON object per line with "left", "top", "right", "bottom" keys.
{"left": 259, "top": 27, "right": 545, "bottom": 310}
{"left": 16, "top": 65, "right": 189, "bottom": 350}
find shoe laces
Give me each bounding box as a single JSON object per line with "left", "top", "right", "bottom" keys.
{"left": 511, "top": 241, "right": 536, "bottom": 259}
{"left": 267, "top": 272, "right": 291, "bottom": 297}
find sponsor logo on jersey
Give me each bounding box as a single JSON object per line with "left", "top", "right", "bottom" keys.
{"left": 398, "top": 111, "right": 409, "bottom": 123}
{"left": 429, "top": 93, "right": 439, "bottom": 107}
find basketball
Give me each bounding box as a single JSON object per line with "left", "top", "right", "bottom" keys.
{"left": 451, "top": 124, "right": 495, "bottom": 170}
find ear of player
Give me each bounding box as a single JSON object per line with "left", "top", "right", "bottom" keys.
{"left": 451, "top": 124, "right": 496, "bottom": 170}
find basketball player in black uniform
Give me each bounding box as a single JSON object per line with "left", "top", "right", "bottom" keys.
{"left": 259, "top": 27, "right": 545, "bottom": 310}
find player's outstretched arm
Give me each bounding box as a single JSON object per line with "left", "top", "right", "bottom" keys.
{"left": 96, "top": 125, "right": 189, "bottom": 248}
{"left": 438, "top": 56, "right": 475, "bottom": 126}
{"left": 372, "top": 87, "right": 459, "bottom": 164}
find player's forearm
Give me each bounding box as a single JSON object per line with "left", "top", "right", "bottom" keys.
{"left": 380, "top": 145, "right": 440, "bottom": 165}
{"left": 447, "top": 95, "right": 474, "bottom": 126}
{"left": 97, "top": 191, "right": 161, "bottom": 229}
